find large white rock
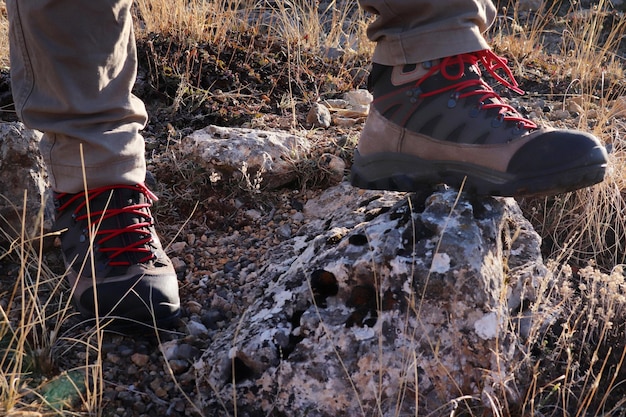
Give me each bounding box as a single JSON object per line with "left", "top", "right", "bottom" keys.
{"left": 0, "top": 122, "right": 51, "bottom": 241}
{"left": 178, "top": 125, "right": 311, "bottom": 190}
{"left": 195, "top": 183, "right": 546, "bottom": 415}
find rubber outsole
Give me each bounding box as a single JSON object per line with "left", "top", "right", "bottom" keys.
{"left": 350, "top": 149, "right": 608, "bottom": 197}
{"left": 73, "top": 306, "right": 182, "bottom": 334}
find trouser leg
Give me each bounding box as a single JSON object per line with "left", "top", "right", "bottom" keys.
{"left": 358, "top": 0, "right": 497, "bottom": 65}
{"left": 6, "top": 0, "right": 147, "bottom": 194}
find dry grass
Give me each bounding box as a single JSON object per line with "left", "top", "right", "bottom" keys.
{"left": 2, "top": 0, "right": 626, "bottom": 415}
{"left": 133, "top": 0, "right": 369, "bottom": 54}
{"left": 0, "top": 195, "right": 101, "bottom": 416}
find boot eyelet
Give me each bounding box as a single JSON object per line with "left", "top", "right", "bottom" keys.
{"left": 407, "top": 87, "right": 422, "bottom": 104}
{"left": 491, "top": 114, "right": 505, "bottom": 128}
{"left": 447, "top": 92, "right": 460, "bottom": 108}
{"left": 511, "top": 121, "right": 528, "bottom": 135}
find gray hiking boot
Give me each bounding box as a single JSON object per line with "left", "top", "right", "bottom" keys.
{"left": 351, "top": 50, "right": 608, "bottom": 197}
{"left": 53, "top": 183, "right": 180, "bottom": 328}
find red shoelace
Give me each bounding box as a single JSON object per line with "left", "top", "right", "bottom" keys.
{"left": 417, "top": 50, "right": 537, "bottom": 130}
{"left": 55, "top": 183, "right": 158, "bottom": 266}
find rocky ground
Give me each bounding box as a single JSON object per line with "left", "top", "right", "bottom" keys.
{"left": 2, "top": 2, "right": 626, "bottom": 416}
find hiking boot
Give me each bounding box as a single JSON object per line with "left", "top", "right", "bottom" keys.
{"left": 351, "top": 50, "right": 608, "bottom": 197}
{"left": 53, "top": 183, "right": 180, "bottom": 328}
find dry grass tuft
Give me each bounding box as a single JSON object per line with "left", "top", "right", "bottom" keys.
{"left": 0, "top": 196, "right": 102, "bottom": 416}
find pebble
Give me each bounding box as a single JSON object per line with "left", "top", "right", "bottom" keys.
{"left": 333, "top": 116, "right": 359, "bottom": 127}
{"left": 169, "top": 241, "right": 187, "bottom": 254}
{"left": 549, "top": 109, "right": 571, "bottom": 120}
{"left": 306, "top": 102, "right": 332, "bottom": 128}
{"left": 118, "top": 346, "right": 134, "bottom": 356}
{"left": 276, "top": 224, "right": 292, "bottom": 238}
{"left": 245, "top": 208, "right": 262, "bottom": 219}
{"left": 170, "top": 256, "right": 186, "bottom": 272}
{"left": 186, "top": 300, "right": 203, "bottom": 314}
{"left": 186, "top": 320, "right": 210, "bottom": 337}
{"left": 168, "top": 359, "right": 190, "bottom": 374}
{"left": 107, "top": 353, "right": 122, "bottom": 364}
{"left": 131, "top": 353, "right": 150, "bottom": 367}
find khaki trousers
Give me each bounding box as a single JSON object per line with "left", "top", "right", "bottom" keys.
{"left": 7, "top": 0, "right": 147, "bottom": 193}
{"left": 7, "top": 0, "right": 496, "bottom": 193}
{"left": 359, "top": 0, "right": 496, "bottom": 64}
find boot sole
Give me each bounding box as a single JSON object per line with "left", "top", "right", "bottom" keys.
{"left": 73, "top": 304, "right": 182, "bottom": 334}
{"left": 350, "top": 150, "right": 607, "bottom": 197}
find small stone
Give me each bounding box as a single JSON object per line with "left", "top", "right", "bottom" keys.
{"left": 133, "top": 401, "right": 146, "bottom": 414}
{"left": 566, "top": 99, "right": 584, "bottom": 114}
{"left": 168, "top": 359, "right": 190, "bottom": 374}
{"left": 186, "top": 300, "right": 203, "bottom": 315}
{"left": 154, "top": 387, "right": 168, "bottom": 398}
{"left": 130, "top": 353, "right": 150, "bottom": 367}
{"left": 106, "top": 353, "right": 121, "bottom": 364}
{"left": 306, "top": 102, "right": 332, "bottom": 128}
{"left": 160, "top": 340, "right": 179, "bottom": 361}
{"left": 170, "top": 256, "right": 186, "bottom": 272}
{"left": 170, "top": 241, "right": 187, "bottom": 254}
{"left": 276, "top": 224, "right": 292, "bottom": 239}
{"left": 549, "top": 109, "right": 571, "bottom": 121}
{"left": 186, "top": 320, "right": 209, "bottom": 337}
{"left": 323, "top": 99, "right": 348, "bottom": 109}
{"left": 245, "top": 209, "right": 262, "bottom": 220}
{"left": 319, "top": 153, "right": 346, "bottom": 183}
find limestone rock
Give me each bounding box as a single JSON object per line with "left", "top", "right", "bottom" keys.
{"left": 0, "top": 122, "right": 51, "bottom": 242}
{"left": 324, "top": 89, "right": 372, "bottom": 125}
{"left": 195, "top": 183, "right": 545, "bottom": 415}
{"left": 177, "top": 125, "right": 311, "bottom": 190}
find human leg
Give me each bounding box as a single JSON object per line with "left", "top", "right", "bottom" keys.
{"left": 352, "top": 0, "right": 608, "bottom": 196}
{"left": 7, "top": 0, "right": 180, "bottom": 327}
{"left": 7, "top": 0, "right": 147, "bottom": 192}
{"left": 359, "top": 0, "right": 496, "bottom": 65}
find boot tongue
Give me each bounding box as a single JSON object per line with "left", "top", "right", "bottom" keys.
{"left": 101, "top": 188, "right": 155, "bottom": 267}
{"left": 81, "top": 187, "right": 155, "bottom": 275}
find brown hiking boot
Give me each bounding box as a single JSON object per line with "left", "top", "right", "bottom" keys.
{"left": 53, "top": 183, "right": 180, "bottom": 329}
{"left": 350, "top": 50, "right": 608, "bottom": 197}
